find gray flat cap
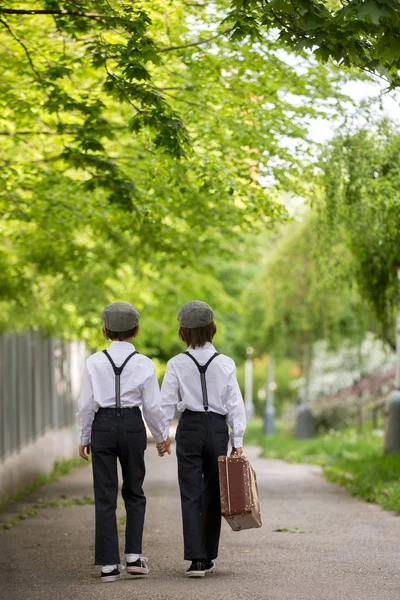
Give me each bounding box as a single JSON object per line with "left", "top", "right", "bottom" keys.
{"left": 178, "top": 300, "right": 214, "bottom": 329}
{"left": 102, "top": 302, "right": 140, "bottom": 331}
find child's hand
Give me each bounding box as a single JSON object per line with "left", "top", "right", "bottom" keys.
{"left": 156, "top": 442, "right": 165, "bottom": 457}
{"left": 79, "top": 444, "right": 91, "bottom": 460}
{"left": 230, "top": 447, "right": 243, "bottom": 458}
{"left": 156, "top": 437, "right": 172, "bottom": 457}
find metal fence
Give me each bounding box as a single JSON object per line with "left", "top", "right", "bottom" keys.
{"left": 0, "top": 331, "right": 86, "bottom": 463}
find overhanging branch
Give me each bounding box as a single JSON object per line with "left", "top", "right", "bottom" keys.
{"left": 0, "top": 8, "right": 106, "bottom": 22}
{"left": 158, "top": 29, "right": 232, "bottom": 53}
{"left": 0, "top": 17, "right": 42, "bottom": 79}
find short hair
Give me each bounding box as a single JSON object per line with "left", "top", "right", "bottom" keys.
{"left": 104, "top": 326, "right": 139, "bottom": 341}
{"left": 179, "top": 322, "right": 216, "bottom": 348}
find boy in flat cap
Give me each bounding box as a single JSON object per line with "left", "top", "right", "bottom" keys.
{"left": 76, "top": 302, "right": 170, "bottom": 582}
{"left": 158, "top": 300, "right": 246, "bottom": 577}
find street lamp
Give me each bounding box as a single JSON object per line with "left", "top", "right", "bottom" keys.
{"left": 263, "top": 353, "right": 276, "bottom": 435}
{"left": 295, "top": 345, "right": 314, "bottom": 439}
{"left": 384, "top": 269, "right": 400, "bottom": 453}
{"left": 245, "top": 347, "right": 255, "bottom": 420}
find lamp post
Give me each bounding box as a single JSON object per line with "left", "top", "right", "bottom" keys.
{"left": 295, "top": 344, "right": 314, "bottom": 439}
{"left": 245, "top": 347, "right": 255, "bottom": 420}
{"left": 385, "top": 269, "right": 400, "bottom": 453}
{"left": 263, "top": 353, "right": 276, "bottom": 435}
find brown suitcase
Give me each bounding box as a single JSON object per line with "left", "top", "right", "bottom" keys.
{"left": 218, "top": 455, "right": 262, "bottom": 531}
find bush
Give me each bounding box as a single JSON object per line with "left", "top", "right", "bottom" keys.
{"left": 312, "top": 403, "right": 355, "bottom": 434}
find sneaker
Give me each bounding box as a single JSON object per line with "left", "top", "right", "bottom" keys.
{"left": 126, "top": 557, "right": 149, "bottom": 575}
{"left": 185, "top": 561, "right": 205, "bottom": 578}
{"left": 101, "top": 568, "right": 121, "bottom": 583}
{"left": 204, "top": 560, "right": 216, "bottom": 574}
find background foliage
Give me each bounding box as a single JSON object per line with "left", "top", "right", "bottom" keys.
{"left": 226, "top": 0, "right": 400, "bottom": 88}
{"left": 0, "top": 0, "right": 356, "bottom": 361}
{"left": 1, "top": 2, "right": 399, "bottom": 395}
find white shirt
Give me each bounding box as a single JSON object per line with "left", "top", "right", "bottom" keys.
{"left": 161, "top": 342, "right": 246, "bottom": 448}
{"left": 76, "top": 341, "right": 167, "bottom": 445}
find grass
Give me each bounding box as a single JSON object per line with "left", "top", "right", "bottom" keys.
{"left": 245, "top": 419, "right": 400, "bottom": 514}
{"left": 0, "top": 457, "right": 86, "bottom": 513}
{"left": 0, "top": 456, "right": 95, "bottom": 532}
{"left": 0, "top": 495, "right": 95, "bottom": 533}
{"left": 32, "top": 495, "right": 94, "bottom": 510}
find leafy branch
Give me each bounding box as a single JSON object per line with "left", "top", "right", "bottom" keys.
{"left": 0, "top": 8, "right": 106, "bottom": 22}
{"left": 158, "top": 29, "right": 232, "bottom": 52}
{"left": 0, "top": 17, "right": 42, "bottom": 80}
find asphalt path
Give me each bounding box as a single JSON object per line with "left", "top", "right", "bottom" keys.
{"left": 1, "top": 445, "right": 399, "bottom": 600}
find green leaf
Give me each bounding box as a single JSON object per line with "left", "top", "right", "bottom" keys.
{"left": 357, "top": 2, "right": 390, "bottom": 24}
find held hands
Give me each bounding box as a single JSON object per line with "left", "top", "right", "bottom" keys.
{"left": 79, "top": 444, "right": 91, "bottom": 461}
{"left": 230, "top": 447, "right": 243, "bottom": 458}
{"left": 156, "top": 436, "right": 172, "bottom": 457}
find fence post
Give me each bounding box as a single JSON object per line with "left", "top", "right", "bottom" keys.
{"left": 372, "top": 406, "right": 377, "bottom": 430}
{"left": 0, "top": 335, "right": 6, "bottom": 462}
{"left": 357, "top": 401, "right": 363, "bottom": 434}
{"left": 384, "top": 270, "right": 400, "bottom": 453}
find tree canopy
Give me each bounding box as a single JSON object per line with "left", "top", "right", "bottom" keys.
{"left": 318, "top": 122, "right": 400, "bottom": 344}
{"left": 240, "top": 216, "right": 371, "bottom": 361}
{"left": 226, "top": 0, "right": 400, "bottom": 88}
{"left": 0, "top": 0, "right": 354, "bottom": 358}
{"left": 239, "top": 121, "right": 400, "bottom": 369}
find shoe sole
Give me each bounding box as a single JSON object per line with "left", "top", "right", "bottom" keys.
{"left": 127, "top": 568, "right": 149, "bottom": 575}
{"left": 204, "top": 565, "right": 216, "bottom": 574}
{"left": 101, "top": 574, "right": 121, "bottom": 583}
{"left": 185, "top": 571, "right": 205, "bottom": 578}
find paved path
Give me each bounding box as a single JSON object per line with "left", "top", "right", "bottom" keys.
{"left": 1, "top": 446, "right": 400, "bottom": 600}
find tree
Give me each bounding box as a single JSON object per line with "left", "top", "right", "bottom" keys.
{"left": 225, "top": 0, "right": 400, "bottom": 88}
{"left": 318, "top": 123, "right": 400, "bottom": 345}
{"left": 0, "top": 1, "right": 354, "bottom": 355}
{"left": 241, "top": 216, "right": 371, "bottom": 360}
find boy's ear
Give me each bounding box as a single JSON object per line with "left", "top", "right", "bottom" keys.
{"left": 102, "top": 326, "right": 108, "bottom": 339}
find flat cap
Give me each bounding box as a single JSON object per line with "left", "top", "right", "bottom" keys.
{"left": 102, "top": 302, "right": 140, "bottom": 331}
{"left": 178, "top": 300, "right": 214, "bottom": 329}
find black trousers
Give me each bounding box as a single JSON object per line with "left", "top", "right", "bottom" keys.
{"left": 91, "top": 407, "right": 147, "bottom": 565}
{"left": 176, "top": 409, "right": 229, "bottom": 561}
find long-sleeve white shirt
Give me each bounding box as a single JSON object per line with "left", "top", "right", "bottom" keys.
{"left": 76, "top": 341, "right": 167, "bottom": 445}
{"left": 161, "top": 342, "right": 246, "bottom": 448}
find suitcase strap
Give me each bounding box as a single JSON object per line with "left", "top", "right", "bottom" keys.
{"left": 184, "top": 351, "right": 219, "bottom": 411}
{"left": 224, "top": 456, "right": 232, "bottom": 516}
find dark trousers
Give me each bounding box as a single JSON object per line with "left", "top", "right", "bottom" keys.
{"left": 91, "top": 407, "right": 147, "bottom": 565}
{"left": 176, "top": 409, "right": 229, "bottom": 561}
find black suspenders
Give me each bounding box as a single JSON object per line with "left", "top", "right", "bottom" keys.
{"left": 184, "top": 351, "right": 219, "bottom": 411}
{"left": 102, "top": 350, "right": 138, "bottom": 408}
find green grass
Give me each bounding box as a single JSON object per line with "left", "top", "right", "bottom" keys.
{"left": 0, "top": 457, "right": 91, "bottom": 533}
{"left": 0, "top": 495, "right": 95, "bottom": 533}
{"left": 245, "top": 419, "right": 400, "bottom": 514}
{"left": 0, "top": 457, "right": 85, "bottom": 513}
{"left": 32, "top": 495, "right": 94, "bottom": 510}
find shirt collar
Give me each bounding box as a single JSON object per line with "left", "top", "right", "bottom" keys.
{"left": 109, "top": 341, "right": 136, "bottom": 351}
{"left": 188, "top": 342, "right": 216, "bottom": 351}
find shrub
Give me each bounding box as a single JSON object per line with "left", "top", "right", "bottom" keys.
{"left": 313, "top": 403, "right": 355, "bottom": 434}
